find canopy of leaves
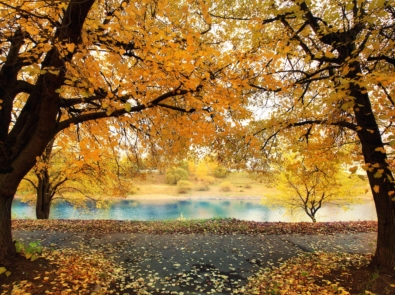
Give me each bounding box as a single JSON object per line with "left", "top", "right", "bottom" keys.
{"left": 0, "top": 0, "right": 252, "bottom": 187}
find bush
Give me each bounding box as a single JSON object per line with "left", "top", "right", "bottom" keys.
{"left": 202, "top": 175, "right": 216, "bottom": 184}
{"left": 166, "top": 167, "right": 189, "bottom": 185}
{"left": 220, "top": 181, "right": 232, "bottom": 192}
{"left": 196, "top": 182, "right": 210, "bottom": 191}
{"left": 213, "top": 166, "right": 228, "bottom": 178}
{"left": 177, "top": 180, "right": 193, "bottom": 194}
{"left": 245, "top": 184, "right": 252, "bottom": 189}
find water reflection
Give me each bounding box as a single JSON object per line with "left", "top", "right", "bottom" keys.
{"left": 11, "top": 198, "right": 377, "bottom": 222}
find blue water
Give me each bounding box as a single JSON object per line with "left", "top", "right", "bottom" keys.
{"left": 11, "top": 198, "right": 377, "bottom": 222}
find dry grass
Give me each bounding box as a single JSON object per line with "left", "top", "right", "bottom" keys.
{"left": 130, "top": 171, "right": 373, "bottom": 203}
{"left": 131, "top": 171, "right": 276, "bottom": 198}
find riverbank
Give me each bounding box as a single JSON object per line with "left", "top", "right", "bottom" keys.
{"left": 123, "top": 171, "right": 373, "bottom": 201}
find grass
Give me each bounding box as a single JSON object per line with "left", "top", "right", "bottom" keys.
{"left": 132, "top": 171, "right": 281, "bottom": 198}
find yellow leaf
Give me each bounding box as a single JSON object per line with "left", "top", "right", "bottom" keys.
{"left": 48, "top": 69, "right": 60, "bottom": 76}
{"left": 373, "top": 185, "right": 380, "bottom": 193}
{"left": 341, "top": 101, "right": 354, "bottom": 111}
{"left": 0, "top": 266, "right": 6, "bottom": 275}
{"left": 125, "top": 102, "right": 132, "bottom": 112}
{"left": 348, "top": 166, "right": 358, "bottom": 174}
{"left": 31, "top": 253, "right": 38, "bottom": 261}
{"left": 65, "top": 43, "right": 76, "bottom": 53}
{"left": 375, "top": 147, "right": 386, "bottom": 153}
{"left": 374, "top": 169, "right": 384, "bottom": 178}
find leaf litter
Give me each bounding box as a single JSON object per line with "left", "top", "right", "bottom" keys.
{"left": 2, "top": 219, "right": 393, "bottom": 294}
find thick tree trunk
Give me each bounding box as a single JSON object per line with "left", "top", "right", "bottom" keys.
{"left": 36, "top": 201, "right": 51, "bottom": 219}
{"left": 350, "top": 73, "right": 395, "bottom": 270}
{"left": 0, "top": 194, "right": 16, "bottom": 264}
{"left": 0, "top": 0, "right": 95, "bottom": 265}
{"left": 36, "top": 176, "right": 52, "bottom": 219}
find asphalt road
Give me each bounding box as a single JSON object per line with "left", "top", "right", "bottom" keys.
{"left": 13, "top": 230, "right": 376, "bottom": 294}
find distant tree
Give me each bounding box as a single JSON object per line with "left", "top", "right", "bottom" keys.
{"left": 262, "top": 151, "right": 366, "bottom": 222}
{"left": 196, "top": 160, "right": 210, "bottom": 180}
{"left": 18, "top": 134, "right": 135, "bottom": 219}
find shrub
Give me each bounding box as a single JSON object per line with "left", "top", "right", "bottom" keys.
{"left": 166, "top": 167, "right": 189, "bottom": 185}
{"left": 245, "top": 184, "right": 252, "bottom": 189}
{"left": 213, "top": 166, "right": 228, "bottom": 178}
{"left": 196, "top": 182, "right": 210, "bottom": 191}
{"left": 177, "top": 180, "right": 193, "bottom": 194}
{"left": 202, "top": 175, "right": 216, "bottom": 184}
{"left": 220, "top": 181, "right": 232, "bottom": 192}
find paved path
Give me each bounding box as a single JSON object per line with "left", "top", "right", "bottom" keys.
{"left": 13, "top": 230, "right": 376, "bottom": 294}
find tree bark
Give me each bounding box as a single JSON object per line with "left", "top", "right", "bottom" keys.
{"left": 349, "top": 64, "right": 395, "bottom": 270}
{"left": 35, "top": 139, "right": 55, "bottom": 219}
{"left": 0, "top": 194, "right": 16, "bottom": 264}
{"left": 36, "top": 174, "right": 52, "bottom": 219}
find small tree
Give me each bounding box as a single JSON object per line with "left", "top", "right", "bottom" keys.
{"left": 196, "top": 161, "right": 209, "bottom": 180}
{"left": 18, "top": 134, "right": 136, "bottom": 219}
{"left": 263, "top": 152, "right": 366, "bottom": 222}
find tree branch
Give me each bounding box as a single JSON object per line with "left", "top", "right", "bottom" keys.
{"left": 368, "top": 55, "right": 395, "bottom": 67}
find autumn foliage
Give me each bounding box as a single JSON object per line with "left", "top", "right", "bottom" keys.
{"left": 0, "top": 0, "right": 395, "bottom": 272}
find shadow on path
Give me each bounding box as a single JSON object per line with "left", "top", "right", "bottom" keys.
{"left": 13, "top": 231, "right": 376, "bottom": 294}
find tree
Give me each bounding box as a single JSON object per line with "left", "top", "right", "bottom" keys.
{"left": 18, "top": 132, "right": 135, "bottom": 219}
{"left": 0, "top": 0, "right": 250, "bottom": 264}
{"left": 261, "top": 151, "right": 365, "bottom": 222}
{"left": 233, "top": 0, "right": 395, "bottom": 269}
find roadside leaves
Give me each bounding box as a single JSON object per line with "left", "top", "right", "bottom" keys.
{"left": 243, "top": 252, "right": 371, "bottom": 295}
{"left": 1, "top": 248, "right": 117, "bottom": 295}
{"left": 11, "top": 219, "right": 377, "bottom": 236}
{"left": 2, "top": 219, "right": 383, "bottom": 294}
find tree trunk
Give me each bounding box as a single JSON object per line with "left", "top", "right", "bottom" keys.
{"left": 350, "top": 68, "right": 395, "bottom": 270}
{"left": 0, "top": 194, "right": 16, "bottom": 264}
{"left": 0, "top": 0, "right": 95, "bottom": 265}
{"left": 36, "top": 175, "right": 52, "bottom": 219}
{"left": 35, "top": 139, "right": 55, "bottom": 219}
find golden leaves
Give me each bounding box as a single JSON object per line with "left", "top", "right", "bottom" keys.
{"left": 348, "top": 166, "right": 358, "bottom": 174}
{"left": 64, "top": 43, "right": 75, "bottom": 53}
{"left": 375, "top": 147, "right": 386, "bottom": 153}
{"left": 244, "top": 252, "right": 371, "bottom": 295}
{"left": 124, "top": 102, "right": 132, "bottom": 112}
{"left": 0, "top": 266, "right": 10, "bottom": 277}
